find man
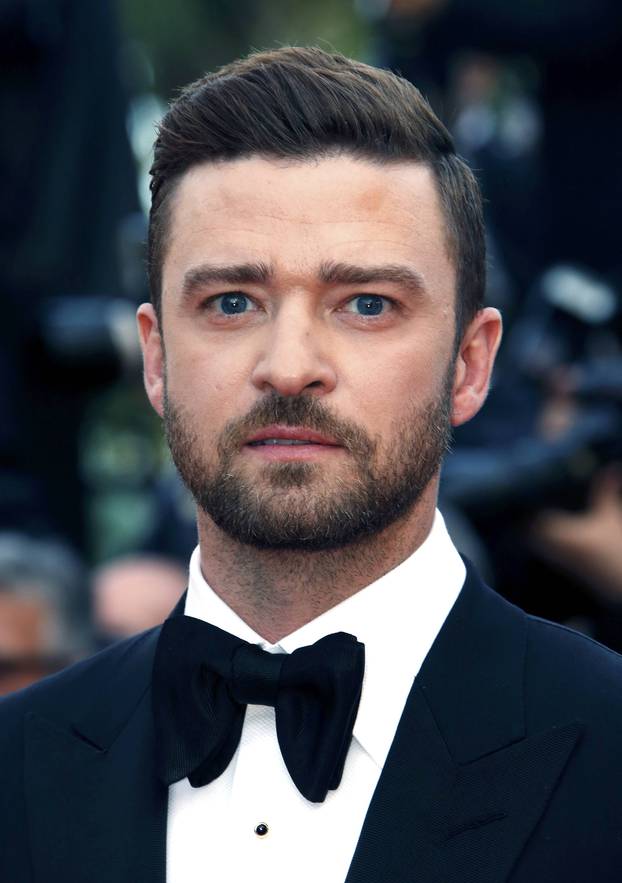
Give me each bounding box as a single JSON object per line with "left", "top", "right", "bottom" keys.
{"left": 0, "top": 534, "right": 87, "bottom": 696}
{"left": 2, "top": 47, "right": 622, "bottom": 883}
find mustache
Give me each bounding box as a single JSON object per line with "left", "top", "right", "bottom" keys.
{"left": 218, "top": 394, "right": 376, "bottom": 460}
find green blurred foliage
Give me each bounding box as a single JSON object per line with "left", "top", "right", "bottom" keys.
{"left": 81, "top": 381, "right": 169, "bottom": 562}
{"left": 119, "top": 0, "right": 370, "bottom": 99}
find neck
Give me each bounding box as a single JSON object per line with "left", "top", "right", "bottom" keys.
{"left": 196, "top": 487, "right": 437, "bottom": 643}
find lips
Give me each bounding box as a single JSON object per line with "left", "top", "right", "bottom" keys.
{"left": 249, "top": 439, "right": 322, "bottom": 446}
{"left": 245, "top": 425, "right": 341, "bottom": 447}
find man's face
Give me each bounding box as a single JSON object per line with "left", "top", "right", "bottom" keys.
{"left": 0, "top": 591, "right": 57, "bottom": 695}
{"left": 141, "top": 155, "right": 464, "bottom": 549}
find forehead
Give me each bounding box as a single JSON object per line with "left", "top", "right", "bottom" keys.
{"left": 162, "top": 154, "right": 455, "bottom": 298}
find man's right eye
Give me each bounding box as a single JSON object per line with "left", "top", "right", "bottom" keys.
{"left": 205, "top": 293, "right": 256, "bottom": 314}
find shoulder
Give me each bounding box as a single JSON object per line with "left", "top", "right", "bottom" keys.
{"left": 460, "top": 564, "right": 622, "bottom": 717}
{"left": 526, "top": 610, "right": 622, "bottom": 676}
{"left": 523, "top": 611, "right": 622, "bottom": 725}
{"left": 451, "top": 563, "right": 622, "bottom": 732}
{"left": 0, "top": 626, "right": 163, "bottom": 871}
{"left": 0, "top": 626, "right": 161, "bottom": 746}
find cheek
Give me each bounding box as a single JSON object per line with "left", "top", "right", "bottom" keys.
{"left": 342, "top": 344, "right": 450, "bottom": 431}
{"left": 166, "top": 345, "right": 256, "bottom": 426}
{"left": 345, "top": 348, "right": 426, "bottom": 399}
{"left": 341, "top": 359, "right": 413, "bottom": 435}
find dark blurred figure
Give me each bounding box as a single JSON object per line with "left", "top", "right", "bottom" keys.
{"left": 0, "top": 533, "right": 89, "bottom": 695}
{"left": 0, "top": 0, "right": 140, "bottom": 553}
{"left": 441, "top": 265, "right": 622, "bottom": 647}
{"left": 376, "top": 0, "right": 622, "bottom": 294}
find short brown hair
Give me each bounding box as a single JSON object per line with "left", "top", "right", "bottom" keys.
{"left": 149, "top": 46, "right": 485, "bottom": 337}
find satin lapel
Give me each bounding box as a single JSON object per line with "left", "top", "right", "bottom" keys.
{"left": 346, "top": 567, "right": 582, "bottom": 883}
{"left": 24, "top": 631, "right": 168, "bottom": 883}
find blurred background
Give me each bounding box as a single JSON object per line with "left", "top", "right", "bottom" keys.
{"left": 1, "top": 0, "right": 621, "bottom": 695}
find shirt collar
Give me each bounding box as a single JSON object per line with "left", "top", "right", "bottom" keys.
{"left": 185, "top": 509, "right": 465, "bottom": 768}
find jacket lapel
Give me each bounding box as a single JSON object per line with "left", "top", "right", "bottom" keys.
{"left": 22, "top": 575, "right": 582, "bottom": 882}
{"left": 24, "top": 629, "right": 168, "bottom": 883}
{"left": 346, "top": 567, "right": 582, "bottom": 883}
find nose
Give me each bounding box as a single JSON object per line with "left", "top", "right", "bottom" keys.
{"left": 250, "top": 309, "right": 337, "bottom": 397}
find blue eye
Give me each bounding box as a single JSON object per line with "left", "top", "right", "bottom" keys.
{"left": 351, "top": 295, "right": 386, "bottom": 316}
{"left": 218, "top": 293, "right": 250, "bottom": 314}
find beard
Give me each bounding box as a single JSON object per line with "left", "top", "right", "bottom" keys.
{"left": 163, "top": 368, "right": 454, "bottom": 551}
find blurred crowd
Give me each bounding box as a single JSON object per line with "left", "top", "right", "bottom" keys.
{"left": 1, "top": 0, "right": 621, "bottom": 695}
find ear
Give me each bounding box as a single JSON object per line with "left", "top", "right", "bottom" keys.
{"left": 451, "top": 307, "right": 502, "bottom": 427}
{"left": 136, "top": 304, "right": 165, "bottom": 417}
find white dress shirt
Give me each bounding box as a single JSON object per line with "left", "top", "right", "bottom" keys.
{"left": 167, "top": 510, "right": 465, "bottom": 883}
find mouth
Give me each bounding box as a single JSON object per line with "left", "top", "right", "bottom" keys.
{"left": 246, "top": 425, "right": 341, "bottom": 446}
{"left": 244, "top": 425, "right": 343, "bottom": 459}
{"left": 248, "top": 439, "right": 327, "bottom": 446}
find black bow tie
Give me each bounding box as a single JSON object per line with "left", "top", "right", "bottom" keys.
{"left": 152, "top": 615, "right": 365, "bottom": 803}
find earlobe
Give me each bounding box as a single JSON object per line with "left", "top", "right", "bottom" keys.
{"left": 136, "top": 304, "right": 165, "bottom": 417}
{"left": 451, "top": 307, "right": 502, "bottom": 427}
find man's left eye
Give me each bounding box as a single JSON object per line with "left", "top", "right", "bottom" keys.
{"left": 344, "top": 295, "right": 390, "bottom": 316}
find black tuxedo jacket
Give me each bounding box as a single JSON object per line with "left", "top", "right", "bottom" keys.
{"left": 2, "top": 565, "right": 622, "bottom": 882}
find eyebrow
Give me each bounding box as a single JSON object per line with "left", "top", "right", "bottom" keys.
{"left": 318, "top": 261, "right": 428, "bottom": 297}
{"left": 179, "top": 259, "right": 427, "bottom": 301}
{"left": 181, "top": 261, "right": 273, "bottom": 301}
